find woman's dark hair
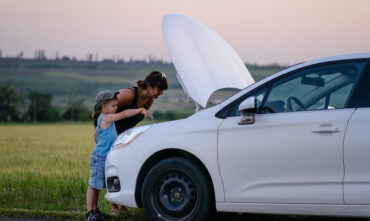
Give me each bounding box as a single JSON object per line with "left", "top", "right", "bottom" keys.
{"left": 92, "top": 110, "right": 100, "bottom": 127}
{"left": 137, "top": 71, "right": 168, "bottom": 90}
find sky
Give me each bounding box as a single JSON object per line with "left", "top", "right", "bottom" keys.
{"left": 1, "top": 0, "right": 370, "bottom": 65}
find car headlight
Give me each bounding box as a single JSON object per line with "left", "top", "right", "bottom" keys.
{"left": 112, "top": 125, "right": 152, "bottom": 150}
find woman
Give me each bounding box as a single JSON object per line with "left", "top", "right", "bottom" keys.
{"left": 111, "top": 70, "right": 168, "bottom": 214}
{"left": 114, "top": 71, "right": 168, "bottom": 133}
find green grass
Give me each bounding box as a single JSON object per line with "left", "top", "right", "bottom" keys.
{"left": 0, "top": 123, "right": 147, "bottom": 220}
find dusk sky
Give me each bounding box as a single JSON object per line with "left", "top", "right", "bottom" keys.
{"left": 1, "top": 0, "right": 370, "bottom": 65}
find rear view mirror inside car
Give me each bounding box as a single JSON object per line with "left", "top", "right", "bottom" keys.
{"left": 301, "top": 76, "right": 325, "bottom": 87}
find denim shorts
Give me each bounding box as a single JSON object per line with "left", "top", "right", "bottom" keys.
{"left": 88, "top": 152, "right": 106, "bottom": 190}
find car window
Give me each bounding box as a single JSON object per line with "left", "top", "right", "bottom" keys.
{"left": 230, "top": 87, "right": 267, "bottom": 117}
{"left": 260, "top": 62, "right": 365, "bottom": 114}
{"left": 307, "top": 83, "right": 354, "bottom": 110}
{"left": 346, "top": 61, "right": 370, "bottom": 108}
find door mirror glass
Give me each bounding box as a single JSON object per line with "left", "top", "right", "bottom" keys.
{"left": 238, "top": 96, "right": 256, "bottom": 125}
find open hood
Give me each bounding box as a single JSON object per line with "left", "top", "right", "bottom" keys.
{"left": 162, "top": 14, "right": 254, "bottom": 108}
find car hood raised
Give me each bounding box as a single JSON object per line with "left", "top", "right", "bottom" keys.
{"left": 162, "top": 14, "right": 255, "bottom": 108}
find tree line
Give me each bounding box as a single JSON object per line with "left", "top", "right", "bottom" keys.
{"left": 0, "top": 85, "right": 90, "bottom": 122}
{"left": 0, "top": 84, "right": 191, "bottom": 123}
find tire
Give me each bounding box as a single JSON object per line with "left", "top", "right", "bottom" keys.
{"left": 141, "top": 157, "right": 215, "bottom": 221}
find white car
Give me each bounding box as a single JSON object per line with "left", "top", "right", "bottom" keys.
{"left": 105, "top": 14, "right": 370, "bottom": 220}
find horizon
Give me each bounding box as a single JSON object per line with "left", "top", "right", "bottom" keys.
{"left": 1, "top": 0, "right": 370, "bottom": 65}
{"left": 0, "top": 50, "right": 286, "bottom": 67}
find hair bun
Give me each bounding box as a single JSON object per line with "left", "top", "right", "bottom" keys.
{"left": 136, "top": 80, "right": 146, "bottom": 87}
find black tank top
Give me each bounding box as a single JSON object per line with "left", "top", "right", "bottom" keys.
{"left": 114, "top": 87, "right": 145, "bottom": 134}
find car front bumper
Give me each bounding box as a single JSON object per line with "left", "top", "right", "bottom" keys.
{"left": 105, "top": 147, "right": 140, "bottom": 208}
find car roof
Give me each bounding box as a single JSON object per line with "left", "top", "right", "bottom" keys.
{"left": 275, "top": 52, "right": 370, "bottom": 78}
{"left": 302, "top": 52, "right": 370, "bottom": 66}
{"left": 219, "top": 52, "right": 370, "bottom": 108}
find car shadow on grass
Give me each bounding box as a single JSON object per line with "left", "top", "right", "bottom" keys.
{"left": 214, "top": 213, "right": 366, "bottom": 221}
{"left": 0, "top": 209, "right": 367, "bottom": 221}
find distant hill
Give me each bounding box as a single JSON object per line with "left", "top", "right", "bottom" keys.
{"left": 0, "top": 58, "right": 285, "bottom": 113}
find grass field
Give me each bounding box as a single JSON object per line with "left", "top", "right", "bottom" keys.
{"left": 0, "top": 123, "right": 147, "bottom": 220}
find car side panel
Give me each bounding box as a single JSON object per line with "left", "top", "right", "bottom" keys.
{"left": 344, "top": 107, "right": 370, "bottom": 204}
{"left": 216, "top": 203, "right": 370, "bottom": 217}
{"left": 218, "top": 109, "right": 353, "bottom": 204}
{"left": 131, "top": 115, "right": 225, "bottom": 203}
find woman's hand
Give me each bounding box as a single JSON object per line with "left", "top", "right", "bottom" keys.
{"left": 141, "top": 108, "right": 153, "bottom": 120}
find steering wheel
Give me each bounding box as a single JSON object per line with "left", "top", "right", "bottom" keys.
{"left": 287, "top": 96, "right": 305, "bottom": 112}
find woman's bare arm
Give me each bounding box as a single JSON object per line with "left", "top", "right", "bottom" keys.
{"left": 100, "top": 108, "right": 152, "bottom": 129}
{"left": 116, "top": 88, "right": 135, "bottom": 107}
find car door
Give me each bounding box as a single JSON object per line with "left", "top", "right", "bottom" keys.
{"left": 343, "top": 61, "right": 370, "bottom": 204}
{"left": 218, "top": 61, "right": 367, "bottom": 204}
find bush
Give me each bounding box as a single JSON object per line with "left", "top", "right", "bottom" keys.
{"left": 27, "top": 91, "right": 61, "bottom": 122}
{"left": 62, "top": 102, "right": 91, "bottom": 121}
{"left": 0, "top": 85, "right": 25, "bottom": 122}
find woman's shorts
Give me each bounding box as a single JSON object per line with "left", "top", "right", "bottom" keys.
{"left": 88, "top": 152, "right": 106, "bottom": 190}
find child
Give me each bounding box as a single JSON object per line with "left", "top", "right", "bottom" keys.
{"left": 86, "top": 90, "right": 151, "bottom": 221}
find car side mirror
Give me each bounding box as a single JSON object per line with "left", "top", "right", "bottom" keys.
{"left": 238, "top": 96, "right": 256, "bottom": 125}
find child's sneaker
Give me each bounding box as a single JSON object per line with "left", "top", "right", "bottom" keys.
{"left": 94, "top": 207, "right": 109, "bottom": 219}
{"left": 86, "top": 210, "right": 99, "bottom": 221}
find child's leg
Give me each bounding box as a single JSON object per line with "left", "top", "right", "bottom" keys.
{"left": 86, "top": 186, "right": 99, "bottom": 212}
{"left": 87, "top": 153, "right": 106, "bottom": 213}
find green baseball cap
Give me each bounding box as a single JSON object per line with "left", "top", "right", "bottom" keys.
{"left": 93, "top": 90, "right": 119, "bottom": 111}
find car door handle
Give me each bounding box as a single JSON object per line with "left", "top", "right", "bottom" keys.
{"left": 311, "top": 123, "right": 340, "bottom": 133}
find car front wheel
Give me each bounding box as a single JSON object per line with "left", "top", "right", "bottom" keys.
{"left": 141, "top": 157, "right": 215, "bottom": 221}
